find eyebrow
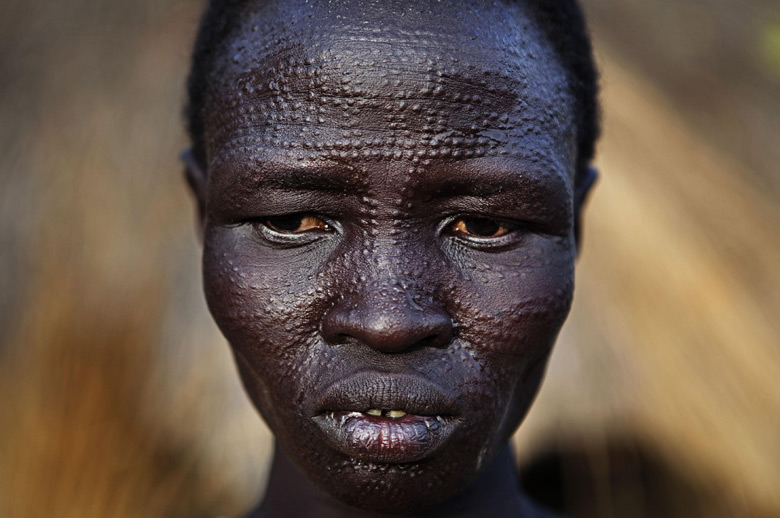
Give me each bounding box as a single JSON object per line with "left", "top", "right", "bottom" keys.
{"left": 212, "top": 152, "right": 362, "bottom": 196}
{"left": 211, "top": 149, "right": 571, "bottom": 202}
{"left": 245, "top": 166, "right": 357, "bottom": 193}
{"left": 425, "top": 158, "right": 572, "bottom": 200}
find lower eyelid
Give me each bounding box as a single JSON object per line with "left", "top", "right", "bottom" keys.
{"left": 252, "top": 222, "right": 322, "bottom": 244}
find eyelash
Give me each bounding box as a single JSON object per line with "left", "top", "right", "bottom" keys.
{"left": 247, "top": 213, "right": 335, "bottom": 246}
{"left": 248, "top": 213, "right": 527, "bottom": 249}
{"left": 263, "top": 214, "right": 332, "bottom": 234}
{"left": 440, "top": 215, "right": 527, "bottom": 250}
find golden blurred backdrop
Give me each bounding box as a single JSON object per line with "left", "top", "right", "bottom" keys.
{"left": 0, "top": 0, "right": 778, "bottom": 517}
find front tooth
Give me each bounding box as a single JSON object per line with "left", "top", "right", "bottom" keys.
{"left": 366, "top": 409, "right": 382, "bottom": 417}
{"left": 386, "top": 410, "right": 407, "bottom": 419}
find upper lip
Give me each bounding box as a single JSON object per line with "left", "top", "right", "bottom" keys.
{"left": 316, "top": 371, "right": 459, "bottom": 417}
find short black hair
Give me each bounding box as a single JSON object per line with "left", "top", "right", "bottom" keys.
{"left": 185, "top": 0, "right": 600, "bottom": 174}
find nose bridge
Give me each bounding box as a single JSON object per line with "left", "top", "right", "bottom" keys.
{"left": 320, "top": 244, "right": 453, "bottom": 353}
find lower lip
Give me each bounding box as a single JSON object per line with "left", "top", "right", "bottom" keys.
{"left": 313, "top": 411, "right": 457, "bottom": 464}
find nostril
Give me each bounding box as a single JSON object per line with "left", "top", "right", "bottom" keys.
{"left": 402, "top": 333, "right": 448, "bottom": 353}
{"left": 419, "top": 335, "right": 437, "bottom": 347}
{"left": 335, "top": 333, "right": 358, "bottom": 345}
{"left": 320, "top": 294, "right": 455, "bottom": 353}
{"left": 410, "top": 335, "right": 437, "bottom": 351}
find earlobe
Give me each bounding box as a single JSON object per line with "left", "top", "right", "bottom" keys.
{"left": 573, "top": 165, "right": 598, "bottom": 255}
{"left": 181, "top": 148, "right": 207, "bottom": 241}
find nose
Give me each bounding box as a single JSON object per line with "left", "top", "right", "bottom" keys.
{"left": 321, "top": 285, "right": 454, "bottom": 354}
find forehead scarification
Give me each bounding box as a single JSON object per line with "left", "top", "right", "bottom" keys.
{"left": 203, "top": 0, "right": 578, "bottom": 183}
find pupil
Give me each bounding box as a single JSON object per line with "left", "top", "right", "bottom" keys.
{"left": 464, "top": 218, "right": 499, "bottom": 237}
{"left": 267, "top": 214, "right": 303, "bottom": 232}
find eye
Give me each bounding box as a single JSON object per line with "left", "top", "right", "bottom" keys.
{"left": 263, "top": 214, "right": 331, "bottom": 234}
{"left": 449, "top": 216, "right": 515, "bottom": 239}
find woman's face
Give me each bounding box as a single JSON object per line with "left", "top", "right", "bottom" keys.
{"left": 195, "top": 0, "right": 585, "bottom": 512}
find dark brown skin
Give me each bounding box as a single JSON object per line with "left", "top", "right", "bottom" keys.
{"left": 186, "top": 0, "right": 595, "bottom": 516}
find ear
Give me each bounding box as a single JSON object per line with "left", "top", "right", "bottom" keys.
{"left": 181, "top": 148, "right": 207, "bottom": 241}
{"left": 573, "top": 165, "right": 598, "bottom": 255}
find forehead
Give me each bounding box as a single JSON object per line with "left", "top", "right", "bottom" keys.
{"left": 203, "top": 0, "right": 577, "bottom": 183}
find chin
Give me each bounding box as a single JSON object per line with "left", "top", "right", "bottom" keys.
{"left": 292, "top": 447, "right": 488, "bottom": 514}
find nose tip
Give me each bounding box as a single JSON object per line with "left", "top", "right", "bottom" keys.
{"left": 321, "top": 295, "right": 454, "bottom": 354}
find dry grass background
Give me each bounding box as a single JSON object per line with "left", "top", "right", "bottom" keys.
{"left": 0, "top": 1, "right": 778, "bottom": 517}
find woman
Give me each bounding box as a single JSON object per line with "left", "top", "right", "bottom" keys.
{"left": 183, "top": 0, "right": 599, "bottom": 515}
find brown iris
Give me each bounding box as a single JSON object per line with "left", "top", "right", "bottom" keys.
{"left": 264, "top": 214, "right": 330, "bottom": 233}
{"left": 451, "top": 217, "right": 513, "bottom": 238}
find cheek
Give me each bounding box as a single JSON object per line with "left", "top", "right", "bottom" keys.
{"left": 447, "top": 236, "right": 575, "bottom": 386}
{"left": 201, "top": 227, "right": 332, "bottom": 408}
{"left": 203, "top": 233, "right": 306, "bottom": 348}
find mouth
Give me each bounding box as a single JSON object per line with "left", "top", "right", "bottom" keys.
{"left": 312, "top": 372, "right": 461, "bottom": 464}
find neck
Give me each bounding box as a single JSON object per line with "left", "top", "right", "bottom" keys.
{"left": 246, "top": 443, "right": 539, "bottom": 518}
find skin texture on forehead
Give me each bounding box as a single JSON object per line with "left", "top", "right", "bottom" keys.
{"left": 202, "top": 0, "right": 578, "bottom": 185}
{"left": 191, "top": 0, "right": 590, "bottom": 515}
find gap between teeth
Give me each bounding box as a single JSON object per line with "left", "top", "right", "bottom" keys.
{"left": 365, "top": 409, "right": 406, "bottom": 418}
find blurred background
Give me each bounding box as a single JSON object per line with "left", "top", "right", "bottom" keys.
{"left": 0, "top": 0, "right": 778, "bottom": 516}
